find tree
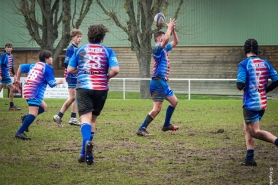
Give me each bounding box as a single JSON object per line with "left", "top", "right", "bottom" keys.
{"left": 96, "top": 0, "right": 183, "bottom": 98}
{"left": 13, "top": 0, "right": 92, "bottom": 61}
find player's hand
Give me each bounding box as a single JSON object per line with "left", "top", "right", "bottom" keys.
{"left": 0, "top": 76, "right": 2, "bottom": 81}
{"left": 56, "top": 78, "right": 64, "bottom": 85}
{"left": 14, "top": 80, "right": 21, "bottom": 87}
{"left": 167, "top": 18, "right": 176, "bottom": 31}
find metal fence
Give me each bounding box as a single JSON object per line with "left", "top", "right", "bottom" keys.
{"left": 1, "top": 78, "right": 277, "bottom": 100}
{"left": 109, "top": 78, "right": 278, "bottom": 100}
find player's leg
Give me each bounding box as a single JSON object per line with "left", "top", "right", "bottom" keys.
{"left": 137, "top": 79, "right": 164, "bottom": 136}
{"left": 76, "top": 89, "right": 94, "bottom": 164}
{"left": 68, "top": 88, "right": 80, "bottom": 126}
{"left": 0, "top": 84, "right": 3, "bottom": 92}
{"left": 21, "top": 101, "right": 47, "bottom": 132}
{"left": 7, "top": 81, "right": 21, "bottom": 110}
{"left": 53, "top": 78, "right": 77, "bottom": 126}
{"left": 241, "top": 120, "right": 256, "bottom": 166}
{"left": 163, "top": 87, "right": 179, "bottom": 131}
{"left": 15, "top": 101, "right": 40, "bottom": 140}
{"left": 246, "top": 121, "right": 278, "bottom": 144}
{"left": 244, "top": 109, "right": 278, "bottom": 144}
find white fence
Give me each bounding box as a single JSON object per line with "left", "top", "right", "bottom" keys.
{"left": 1, "top": 78, "right": 277, "bottom": 100}
{"left": 109, "top": 78, "right": 277, "bottom": 100}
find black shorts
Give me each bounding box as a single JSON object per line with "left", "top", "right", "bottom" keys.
{"left": 243, "top": 107, "right": 265, "bottom": 124}
{"left": 76, "top": 89, "right": 108, "bottom": 116}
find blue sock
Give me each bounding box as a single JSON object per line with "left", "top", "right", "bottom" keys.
{"left": 17, "top": 114, "right": 36, "bottom": 133}
{"left": 275, "top": 138, "right": 278, "bottom": 147}
{"left": 246, "top": 149, "right": 254, "bottom": 161}
{"left": 80, "top": 123, "right": 92, "bottom": 154}
{"left": 58, "top": 111, "right": 64, "bottom": 118}
{"left": 10, "top": 102, "right": 14, "bottom": 108}
{"left": 90, "top": 132, "right": 95, "bottom": 141}
{"left": 71, "top": 112, "right": 76, "bottom": 118}
{"left": 139, "top": 115, "right": 153, "bottom": 130}
{"left": 80, "top": 139, "right": 86, "bottom": 155}
{"left": 163, "top": 105, "right": 175, "bottom": 127}
{"left": 38, "top": 107, "right": 44, "bottom": 115}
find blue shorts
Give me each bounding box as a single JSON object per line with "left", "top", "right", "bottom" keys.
{"left": 66, "top": 78, "right": 77, "bottom": 89}
{"left": 150, "top": 78, "right": 174, "bottom": 102}
{"left": 0, "top": 78, "right": 12, "bottom": 85}
{"left": 243, "top": 107, "right": 265, "bottom": 124}
{"left": 26, "top": 98, "right": 41, "bottom": 107}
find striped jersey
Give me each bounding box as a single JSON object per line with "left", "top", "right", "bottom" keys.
{"left": 237, "top": 56, "right": 278, "bottom": 110}
{"left": 0, "top": 53, "right": 14, "bottom": 79}
{"left": 20, "top": 62, "right": 57, "bottom": 102}
{"left": 152, "top": 43, "right": 172, "bottom": 81}
{"left": 64, "top": 44, "right": 78, "bottom": 79}
{"left": 68, "top": 43, "right": 119, "bottom": 90}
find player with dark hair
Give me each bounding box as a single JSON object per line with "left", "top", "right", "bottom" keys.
{"left": 67, "top": 24, "right": 119, "bottom": 165}
{"left": 0, "top": 43, "right": 21, "bottom": 110}
{"left": 237, "top": 38, "right": 278, "bottom": 166}
{"left": 136, "top": 18, "right": 179, "bottom": 136}
{"left": 15, "top": 50, "right": 64, "bottom": 140}
{"left": 53, "top": 28, "right": 83, "bottom": 127}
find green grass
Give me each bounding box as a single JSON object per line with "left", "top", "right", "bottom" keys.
{"left": 0, "top": 97, "right": 277, "bottom": 185}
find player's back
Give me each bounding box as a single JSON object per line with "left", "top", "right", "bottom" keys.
{"left": 75, "top": 43, "right": 111, "bottom": 90}
{"left": 23, "top": 62, "right": 53, "bottom": 100}
{"left": 243, "top": 56, "right": 272, "bottom": 110}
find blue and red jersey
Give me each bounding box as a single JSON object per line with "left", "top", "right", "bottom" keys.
{"left": 237, "top": 56, "right": 278, "bottom": 110}
{"left": 0, "top": 53, "right": 14, "bottom": 79}
{"left": 152, "top": 43, "right": 172, "bottom": 81}
{"left": 69, "top": 43, "right": 119, "bottom": 90}
{"left": 64, "top": 44, "right": 78, "bottom": 79}
{"left": 20, "top": 62, "right": 57, "bottom": 102}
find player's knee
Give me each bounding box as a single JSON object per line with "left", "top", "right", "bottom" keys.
{"left": 172, "top": 100, "right": 178, "bottom": 107}
{"left": 249, "top": 129, "right": 258, "bottom": 138}
{"left": 9, "top": 85, "right": 15, "bottom": 91}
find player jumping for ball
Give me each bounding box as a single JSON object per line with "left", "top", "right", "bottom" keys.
{"left": 136, "top": 18, "right": 179, "bottom": 136}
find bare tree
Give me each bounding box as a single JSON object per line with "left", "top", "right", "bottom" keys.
{"left": 96, "top": 0, "right": 183, "bottom": 98}
{"left": 13, "top": 0, "right": 92, "bottom": 61}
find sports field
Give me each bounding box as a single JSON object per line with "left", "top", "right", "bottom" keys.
{"left": 0, "top": 95, "right": 277, "bottom": 184}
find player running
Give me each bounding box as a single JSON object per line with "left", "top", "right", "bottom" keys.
{"left": 237, "top": 38, "right": 278, "bottom": 166}
{"left": 53, "top": 28, "right": 82, "bottom": 127}
{"left": 15, "top": 50, "right": 64, "bottom": 139}
{"left": 67, "top": 24, "right": 119, "bottom": 165}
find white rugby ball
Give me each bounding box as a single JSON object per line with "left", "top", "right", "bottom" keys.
{"left": 154, "top": 13, "right": 165, "bottom": 27}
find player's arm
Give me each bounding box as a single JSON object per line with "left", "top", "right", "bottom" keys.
{"left": 161, "top": 18, "right": 176, "bottom": 48}
{"left": 67, "top": 66, "right": 78, "bottom": 74}
{"left": 107, "top": 51, "right": 120, "bottom": 80}
{"left": 44, "top": 66, "right": 64, "bottom": 87}
{"left": 0, "top": 61, "right": 2, "bottom": 81}
{"left": 107, "top": 66, "right": 119, "bottom": 80}
{"left": 11, "top": 66, "right": 16, "bottom": 82}
{"left": 67, "top": 53, "right": 78, "bottom": 74}
{"left": 15, "top": 64, "right": 32, "bottom": 85}
{"left": 0, "top": 55, "right": 3, "bottom": 81}
{"left": 236, "top": 63, "right": 246, "bottom": 90}
{"left": 266, "top": 80, "right": 278, "bottom": 93}
{"left": 170, "top": 28, "right": 179, "bottom": 48}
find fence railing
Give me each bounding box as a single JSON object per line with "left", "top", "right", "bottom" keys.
{"left": 109, "top": 78, "right": 277, "bottom": 100}
{"left": 1, "top": 78, "right": 277, "bottom": 100}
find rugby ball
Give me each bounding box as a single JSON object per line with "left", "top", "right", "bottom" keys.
{"left": 154, "top": 13, "right": 165, "bottom": 27}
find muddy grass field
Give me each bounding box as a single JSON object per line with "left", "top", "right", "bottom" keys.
{"left": 0, "top": 98, "right": 277, "bottom": 185}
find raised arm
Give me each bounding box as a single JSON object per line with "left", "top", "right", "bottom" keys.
{"left": 170, "top": 28, "right": 179, "bottom": 48}
{"left": 161, "top": 18, "right": 176, "bottom": 48}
